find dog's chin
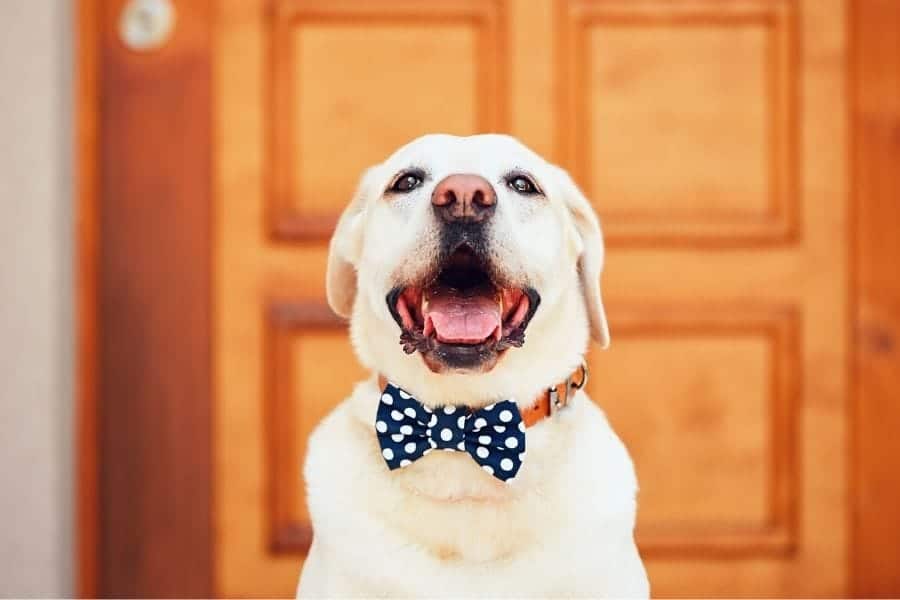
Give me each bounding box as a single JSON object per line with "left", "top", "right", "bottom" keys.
{"left": 421, "top": 339, "right": 502, "bottom": 374}
{"left": 386, "top": 246, "right": 541, "bottom": 374}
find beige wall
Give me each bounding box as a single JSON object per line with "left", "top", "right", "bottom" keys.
{"left": 0, "top": 1, "right": 74, "bottom": 596}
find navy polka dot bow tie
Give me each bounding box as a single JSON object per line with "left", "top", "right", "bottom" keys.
{"left": 375, "top": 382, "right": 527, "bottom": 482}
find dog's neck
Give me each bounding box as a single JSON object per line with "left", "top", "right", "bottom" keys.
{"left": 377, "top": 363, "right": 587, "bottom": 428}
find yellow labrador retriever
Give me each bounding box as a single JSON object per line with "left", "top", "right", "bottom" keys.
{"left": 296, "top": 134, "right": 648, "bottom": 597}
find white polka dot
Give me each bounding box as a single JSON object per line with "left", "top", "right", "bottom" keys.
{"left": 400, "top": 425, "right": 413, "bottom": 435}
{"left": 398, "top": 389, "right": 412, "bottom": 399}
{"left": 381, "top": 393, "right": 393, "bottom": 405}
{"left": 476, "top": 446, "right": 490, "bottom": 459}
{"left": 484, "top": 403, "right": 496, "bottom": 411}
{"left": 478, "top": 435, "right": 492, "bottom": 445}
{"left": 505, "top": 436, "right": 519, "bottom": 449}
{"left": 443, "top": 405, "right": 456, "bottom": 415}
{"left": 482, "top": 465, "right": 494, "bottom": 475}
{"left": 375, "top": 421, "right": 387, "bottom": 433}
{"left": 391, "top": 433, "right": 404, "bottom": 443}
{"left": 519, "top": 453, "right": 525, "bottom": 461}
{"left": 382, "top": 448, "right": 394, "bottom": 460}
{"left": 518, "top": 422, "right": 526, "bottom": 432}
{"left": 425, "top": 428, "right": 432, "bottom": 437}
{"left": 440, "top": 428, "right": 453, "bottom": 442}
{"left": 428, "top": 415, "right": 438, "bottom": 427}
{"left": 404, "top": 407, "right": 417, "bottom": 418}
{"left": 400, "top": 459, "right": 411, "bottom": 467}
{"left": 474, "top": 417, "right": 487, "bottom": 429}
{"left": 500, "top": 458, "right": 514, "bottom": 471}
{"left": 428, "top": 439, "right": 437, "bottom": 448}
{"left": 404, "top": 442, "right": 417, "bottom": 454}
{"left": 457, "top": 416, "right": 466, "bottom": 429}
{"left": 422, "top": 404, "right": 433, "bottom": 413}
{"left": 499, "top": 410, "right": 513, "bottom": 423}
{"left": 391, "top": 410, "right": 403, "bottom": 421}
{"left": 493, "top": 425, "right": 506, "bottom": 433}
{"left": 457, "top": 441, "right": 466, "bottom": 451}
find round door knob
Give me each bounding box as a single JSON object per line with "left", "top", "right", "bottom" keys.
{"left": 119, "top": 0, "right": 176, "bottom": 52}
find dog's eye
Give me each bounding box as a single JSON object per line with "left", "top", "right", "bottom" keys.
{"left": 507, "top": 175, "right": 539, "bottom": 195}
{"left": 390, "top": 172, "right": 424, "bottom": 193}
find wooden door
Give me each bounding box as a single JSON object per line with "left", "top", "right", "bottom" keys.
{"left": 213, "top": 0, "right": 848, "bottom": 596}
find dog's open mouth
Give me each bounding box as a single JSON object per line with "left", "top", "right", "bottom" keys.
{"left": 387, "top": 246, "right": 540, "bottom": 372}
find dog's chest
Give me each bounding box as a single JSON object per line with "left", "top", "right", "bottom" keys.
{"left": 300, "top": 395, "right": 645, "bottom": 597}
{"left": 372, "top": 447, "right": 569, "bottom": 563}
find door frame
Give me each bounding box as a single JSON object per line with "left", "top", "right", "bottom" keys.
{"left": 848, "top": 1, "right": 900, "bottom": 595}
{"left": 76, "top": 0, "right": 900, "bottom": 596}
{"left": 76, "top": 0, "right": 213, "bottom": 596}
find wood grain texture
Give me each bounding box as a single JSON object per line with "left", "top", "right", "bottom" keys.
{"left": 267, "top": 0, "right": 507, "bottom": 241}
{"left": 96, "top": 0, "right": 213, "bottom": 596}
{"left": 265, "top": 300, "right": 346, "bottom": 554}
{"left": 558, "top": 0, "right": 799, "bottom": 246}
{"left": 76, "top": 0, "right": 99, "bottom": 596}
{"left": 586, "top": 1, "right": 848, "bottom": 593}
{"left": 851, "top": 1, "right": 900, "bottom": 595}
{"left": 598, "top": 305, "right": 799, "bottom": 557}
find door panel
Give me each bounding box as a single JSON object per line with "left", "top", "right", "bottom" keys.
{"left": 563, "top": 0, "right": 797, "bottom": 245}
{"left": 268, "top": 0, "right": 506, "bottom": 239}
{"left": 215, "top": 0, "right": 848, "bottom": 596}
{"left": 595, "top": 307, "right": 797, "bottom": 555}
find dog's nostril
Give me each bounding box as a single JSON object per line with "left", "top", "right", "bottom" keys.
{"left": 472, "top": 189, "right": 495, "bottom": 207}
{"left": 433, "top": 189, "right": 455, "bottom": 207}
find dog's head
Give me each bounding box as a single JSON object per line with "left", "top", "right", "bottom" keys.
{"left": 327, "top": 134, "right": 609, "bottom": 403}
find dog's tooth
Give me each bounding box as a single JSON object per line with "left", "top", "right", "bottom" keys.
{"left": 423, "top": 315, "right": 434, "bottom": 338}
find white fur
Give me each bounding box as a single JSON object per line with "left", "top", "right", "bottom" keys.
{"left": 297, "top": 134, "right": 648, "bottom": 597}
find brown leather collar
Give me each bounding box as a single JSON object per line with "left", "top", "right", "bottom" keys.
{"left": 377, "top": 363, "right": 588, "bottom": 429}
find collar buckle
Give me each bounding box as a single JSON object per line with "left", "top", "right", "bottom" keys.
{"left": 548, "top": 362, "right": 589, "bottom": 417}
{"left": 548, "top": 385, "right": 562, "bottom": 416}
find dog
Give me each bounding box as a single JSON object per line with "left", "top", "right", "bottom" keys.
{"left": 296, "top": 134, "right": 648, "bottom": 597}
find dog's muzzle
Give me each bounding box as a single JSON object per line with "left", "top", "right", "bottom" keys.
{"left": 386, "top": 244, "right": 541, "bottom": 373}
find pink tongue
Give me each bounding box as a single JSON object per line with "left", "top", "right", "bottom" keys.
{"left": 425, "top": 290, "right": 501, "bottom": 344}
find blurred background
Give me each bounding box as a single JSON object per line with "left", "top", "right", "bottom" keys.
{"left": 1, "top": 0, "right": 898, "bottom": 597}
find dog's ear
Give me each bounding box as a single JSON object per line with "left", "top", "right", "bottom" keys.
{"left": 552, "top": 166, "right": 611, "bottom": 348}
{"left": 326, "top": 171, "right": 370, "bottom": 318}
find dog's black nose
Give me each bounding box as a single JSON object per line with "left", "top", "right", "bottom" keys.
{"left": 431, "top": 174, "right": 496, "bottom": 224}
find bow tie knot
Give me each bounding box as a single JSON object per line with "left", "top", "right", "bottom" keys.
{"left": 375, "top": 383, "right": 527, "bottom": 482}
